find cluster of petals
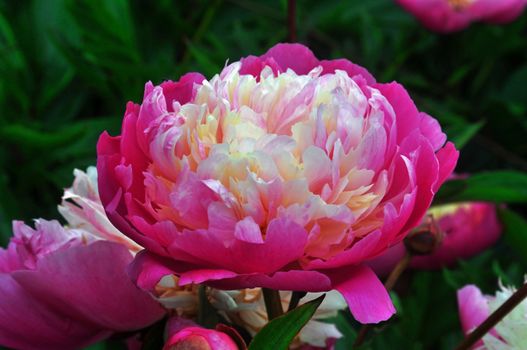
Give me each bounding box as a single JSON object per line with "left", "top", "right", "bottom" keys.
{"left": 210, "top": 289, "right": 346, "bottom": 348}
{"left": 97, "top": 43, "right": 458, "bottom": 324}
{"left": 368, "top": 201, "right": 501, "bottom": 275}
{"left": 154, "top": 275, "right": 346, "bottom": 348}
{"left": 396, "top": 0, "right": 527, "bottom": 33}
{"left": 0, "top": 219, "right": 164, "bottom": 350}
{"left": 458, "top": 280, "right": 527, "bottom": 349}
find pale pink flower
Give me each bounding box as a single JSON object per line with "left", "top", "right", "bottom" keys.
{"left": 0, "top": 220, "right": 164, "bottom": 350}
{"left": 396, "top": 0, "right": 527, "bottom": 33}
{"left": 368, "top": 202, "right": 501, "bottom": 275}
{"left": 59, "top": 167, "right": 142, "bottom": 252}
{"left": 98, "top": 43, "right": 458, "bottom": 323}
{"left": 458, "top": 281, "right": 527, "bottom": 349}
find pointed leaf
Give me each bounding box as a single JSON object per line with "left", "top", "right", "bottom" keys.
{"left": 248, "top": 294, "right": 325, "bottom": 350}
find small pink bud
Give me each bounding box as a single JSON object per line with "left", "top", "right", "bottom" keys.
{"left": 164, "top": 325, "right": 239, "bottom": 350}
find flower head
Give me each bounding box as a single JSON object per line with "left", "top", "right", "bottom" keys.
{"left": 98, "top": 43, "right": 458, "bottom": 323}
{"left": 396, "top": 0, "right": 527, "bottom": 33}
{"left": 458, "top": 281, "right": 527, "bottom": 349}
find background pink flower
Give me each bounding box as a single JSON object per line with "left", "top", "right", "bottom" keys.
{"left": 396, "top": 0, "right": 527, "bottom": 33}
{"left": 458, "top": 282, "right": 527, "bottom": 349}
{"left": 0, "top": 220, "right": 165, "bottom": 350}
{"left": 97, "top": 43, "right": 458, "bottom": 324}
{"left": 368, "top": 202, "right": 501, "bottom": 275}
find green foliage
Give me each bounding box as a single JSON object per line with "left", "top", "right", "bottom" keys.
{"left": 249, "top": 294, "right": 325, "bottom": 350}
{"left": 435, "top": 171, "right": 527, "bottom": 204}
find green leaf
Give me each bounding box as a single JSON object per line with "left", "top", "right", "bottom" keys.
{"left": 326, "top": 312, "right": 358, "bottom": 350}
{"left": 499, "top": 208, "right": 527, "bottom": 261}
{"left": 248, "top": 294, "right": 325, "bottom": 350}
{"left": 447, "top": 120, "right": 484, "bottom": 149}
{"left": 434, "top": 171, "right": 527, "bottom": 204}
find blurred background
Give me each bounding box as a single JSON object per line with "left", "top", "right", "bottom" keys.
{"left": 0, "top": 1, "right": 526, "bottom": 349}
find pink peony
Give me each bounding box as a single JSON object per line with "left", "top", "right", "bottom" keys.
{"left": 458, "top": 282, "right": 527, "bottom": 349}
{"left": 97, "top": 43, "right": 458, "bottom": 323}
{"left": 164, "top": 318, "right": 239, "bottom": 350}
{"left": 396, "top": 0, "right": 527, "bottom": 33}
{"left": 368, "top": 202, "right": 501, "bottom": 275}
{"left": 0, "top": 220, "right": 165, "bottom": 350}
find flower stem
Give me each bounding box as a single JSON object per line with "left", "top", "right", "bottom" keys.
{"left": 287, "top": 0, "right": 296, "bottom": 42}
{"left": 454, "top": 281, "right": 527, "bottom": 350}
{"left": 287, "top": 291, "right": 307, "bottom": 312}
{"left": 353, "top": 252, "right": 412, "bottom": 348}
{"left": 262, "top": 288, "right": 284, "bottom": 320}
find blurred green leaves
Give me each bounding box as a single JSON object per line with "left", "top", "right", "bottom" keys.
{"left": 435, "top": 171, "right": 527, "bottom": 204}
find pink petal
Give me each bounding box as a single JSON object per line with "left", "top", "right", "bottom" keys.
{"left": 0, "top": 274, "right": 110, "bottom": 350}
{"left": 159, "top": 73, "right": 206, "bottom": 109}
{"left": 319, "top": 58, "right": 375, "bottom": 85}
{"left": 434, "top": 142, "right": 459, "bottom": 192}
{"left": 419, "top": 112, "right": 446, "bottom": 151}
{"left": 260, "top": 43, "right": 320, "bottom": 75}
{"left": 12, "top": 241, "right": 165, "bottom": 332}
{"left": 457, "top": 285, "right": 490, "bottom": 335}
{"left": 172, "top": 218, "right": 307, "bottom": 274}
{"left": 201, "top": 270, "right": 333, "bottom": 292}
{"left": 374, "top": 82, "right": 420, "bottom": 144}
{"left": 328, "top": 265, "right": 395, "bottom": 324}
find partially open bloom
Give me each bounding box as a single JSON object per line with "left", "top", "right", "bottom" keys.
{"left": 458, "top": 281, "right": 527, "bottom": 349}
{"left": 98, "top": 43, "right": 458, "bottom": 323}
{"left": 368, "top": 201, "right": 501, "bottom": 275}
{"left": 164, "top": 317, "right": 239, "bottom": 350}
{"left": 396, "top": 0, "right": 527, "bottom": 33}
{"left": 210, "top": 289, "right": 345, "bottom": 348}
{"left": 0, "top": 220, "right": 165, "bottom": 350}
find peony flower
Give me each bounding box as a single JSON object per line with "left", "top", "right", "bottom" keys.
{"left": 0, "top": 219, "right": 165, "bottom": 350}
{"left": 210, "top": 289, "right": 345, "bottom": 348}
{"left": 458, "top": 281, "right": 527, "bottom": 349}
{"left": 396, "top": 0, "right": 527, "bottom": 33}
{"left": 97, "top": 43, "right": 458, "bottom": 323}
{"left": 59, "top": 166, "right": 142, "bottom": 253}
{"left": 368, "top": 202, "right": 501, "bottom": 275}
{"left": 164, "top": 317, "right": 239, "bottom": 350}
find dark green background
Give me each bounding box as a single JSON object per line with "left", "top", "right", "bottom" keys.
{"left": 1, "top": 1, "right": 526, "bottom": 349}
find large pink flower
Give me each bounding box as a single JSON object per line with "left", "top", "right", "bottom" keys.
{"left": 396, "top": 0, "right": 527, "bottom": 33}
{"left": 0, "top": 220, "right": 165, "bottom": 350}
{"left": 97, "top": 43, "right": 458, "bottom": 324}
{"left": 368, "top": 201, "right": 501, "bottom": 275}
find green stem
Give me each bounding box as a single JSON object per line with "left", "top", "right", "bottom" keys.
{"left": 287, "top": 291, "right": 307, "bottom": 312}
{"left": 262, "top": 288, "right": 284, "bottom": 321}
